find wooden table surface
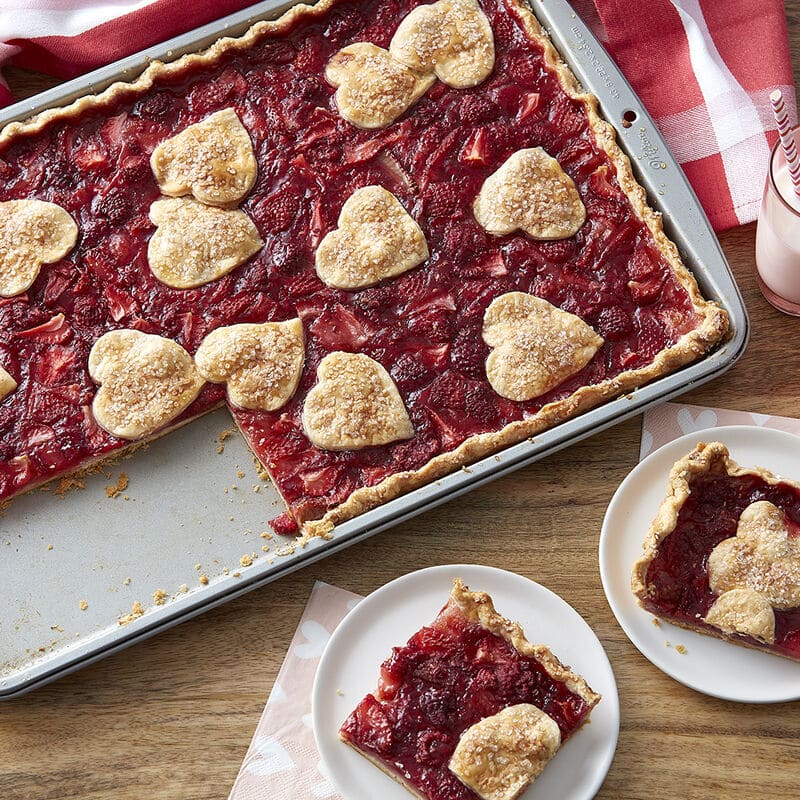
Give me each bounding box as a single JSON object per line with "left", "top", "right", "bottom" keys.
{"left": 2, "top": 7, "right": 800, "bottom": 800}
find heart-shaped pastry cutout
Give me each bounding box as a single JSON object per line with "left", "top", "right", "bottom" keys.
{"left": 315, "top": 186, "right": 428, "bottom": 290}
{"left": 0, "top": 365, "right": 17, "bottom": 401}
{"left": 449, "top": 704, "right": 561, "bottom": 800}
{"left": 150, "top": 108, "right": 257, "bottom": 207}
{"left": 0, "top": 199, "right": 78, "bottom": 297}
{"left": 148, "top": 197, "right": 263, "bottom": 289}
{"left": 194, "top": 319, "right": 305, "bottom": 411}
{"left": 483, "top": 292, "right": 603, "bottom": 401}
{"left": 302, "top": 352, "right": 414, "bottom": 450}
{"left": 390, "top": 0, "right": 495, "bottom": 89}
{"left": 326, "top": 43, "right": 436, "bottom": 129}
{"left": 474, "top": 148, "right": 586, "bottom": 240}
{"left": 89, "top": 330, "right": 205, "bottom": 440}
{"left": 706, "top": 500, "right": 800, "bottom": 642}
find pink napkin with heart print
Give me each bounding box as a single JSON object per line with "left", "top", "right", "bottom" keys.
{"left": 227, "top": 581, "right": 357, "bottom": 800}
{"left": 640, "top": 402, "right": 800, "bottom": 460}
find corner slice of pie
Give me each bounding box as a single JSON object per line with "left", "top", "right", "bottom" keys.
{"left": 340, "top": 579, "right": 600, "bottom": 799}
{"left": 632, "top": 441, "right": 800, "bottom": 662}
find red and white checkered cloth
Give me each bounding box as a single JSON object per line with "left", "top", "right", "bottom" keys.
{"left": 0, "top": 0, "right": 795, "bottom": 231}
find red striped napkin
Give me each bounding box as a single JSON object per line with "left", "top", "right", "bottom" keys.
{"left": 572, "top": 0, "right": 796, "bottom": 230}
{"left": 1, "top": 0, "right": 794, "bottom": 231}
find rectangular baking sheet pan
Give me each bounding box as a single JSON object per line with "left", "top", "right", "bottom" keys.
{"left": 0, "top": 0, "right": 749, "bottom": 698}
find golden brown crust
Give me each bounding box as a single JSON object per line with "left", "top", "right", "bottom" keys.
{"left": 0, "top": 0, "right": 728, "bottom": 542}
{"left": 450, "top": 579, "right": 601, "bottom": 709}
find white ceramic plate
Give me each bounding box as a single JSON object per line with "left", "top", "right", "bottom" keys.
{"left": 312, "top": 564, "right": 619, "bottom": 800}
{"left": 600, "top": 425, "right": 800, "bottom": 703}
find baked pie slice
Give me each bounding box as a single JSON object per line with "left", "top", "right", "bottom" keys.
{"left": 632, "top": 442, "right": 800, "bottom": 661}
{"left": 340, "top": 580, "right": 600, "bottom": 800}
{"left": 0, "top": 0, "right": 728, "bottom": 539}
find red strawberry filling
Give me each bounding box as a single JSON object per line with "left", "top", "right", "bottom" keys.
{"left": 0, "top": 0, "right": 701, "bottom": 525}
{"left": 641, "top": 473, "right": 800, "bottom": 659}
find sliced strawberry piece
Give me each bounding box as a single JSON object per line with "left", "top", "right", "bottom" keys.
{"left": 8, "top": 454, "right": 34, "bottom": 487}
{"left": 353, "top": 696, "right": 394, "bottom": 755}
{"left": 30, "top": 346, "right": 78, "bottom": 386}
{"left": 24, "top": 424, "right": 56, "bottom": 447}
{"left": 479, "top": 252, "right": 507, "bottom": 277}
{"left": 378, "top": 665, "right": 402, "bottom": 700}
{"left": 100, "top": 113, "right": 129, "bottom": 151}
{"left": 406, "top": 307, "right": 453, "bottom": 343}
{"left": 417, "top": 343, "right": 450, "bottom": 372}
{"left": 308, "top": 304, "right": 371, "bottom": 351}
{"left": 254, "top": 187, "right": 301, "bottom": 232}
{"left": 491, "top": 84, "right": 524, "bottom": 115}
{"left": 105, "top": 285, "right": 139, "bottom": 322}
{"left": 42, "top": 267, "right": 75, "bottom": 306}
{"left": 16, "top": 313, "right": 72, "bottom": 344}
{"left": 391, "top": 352, "right": 431, "bottom": 392}
{"left": 81, "top": 405, "right": 111, "bottom": 449}
{"left": 129, "top": 316, "right": 159, "bottom": 334}
{"left": 269, "top": 512, "right": 299, "bottom": 537}
{"left": 459, "top": 129, "right": 488, "bottom": 165}
{"left": 518, "top": 92, "right": 541, "bottom": 120}
{"left": 459, "top": 94, "right": 498, "bottom": 124}
{"left": 537, "top": 239, "right": 578, "bottom": 265}
{"left": 596, "top": 306, "right": 633, "bottom": 341}
{"left": 426, "top": 408, "right": 469, "bottom": 450}
{"left": 309, "top": 197, "right": 326, "bottom": 248}
{"left": 344, "top": 128, "right": 405, "bottom": 165}
{"left": 300, "top": 465, "right": 343, "bottom": 496}
{"left": 299, "top": 118, "right": 337, "bottom": 148}
{"left": 50, "top": 383, "right": 83, "bottom": 405}
{"left": 376, "top": 151, "right": 416, "bottom": 193}
{"left": 628, "top": 247, "right": 659, "bottom": 280}
{"left": 628, "top": 273, "right": 666, "bottom": 305}
{"left": 424, "top": 181, "right": 462, "bottom": 217}
{"left": 589, "top": 166, "right": 618, "bottom": 199}
{"left": 178, "top": 311, "right": 198, "bottom": 346}
{"left": 406, "top": 290, "right": 456, "bottom": 316}
{"left": 73, "top": 142, "right": 110, "bottom": 171}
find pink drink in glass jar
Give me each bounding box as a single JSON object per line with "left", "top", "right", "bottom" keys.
{"left": 755, "top": 126, "right": 800, "bottom": 315}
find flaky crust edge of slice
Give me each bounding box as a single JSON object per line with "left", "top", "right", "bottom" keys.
{"left": 630, "top": 440, "right": 800, "bottom": 660}
{"left": 450, "top": 578, "right": 601, "bottom": 709}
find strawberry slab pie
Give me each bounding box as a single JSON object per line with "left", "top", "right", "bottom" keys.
{"left": 339, "top": 579, "right": 600, "bottom": 800}
{"left": 632, "top": 442, "right": 800, "bottom": 662}
{"left": 0, "top": 0, "right": 728, "bottom": 540}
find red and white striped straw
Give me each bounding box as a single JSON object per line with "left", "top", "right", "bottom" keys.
{"left": 770, "top": 89, "right": 800, "bottom": 201}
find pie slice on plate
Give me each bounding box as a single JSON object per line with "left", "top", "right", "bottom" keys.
{"left": 339, "top": 579, "right": 600, "bottom": 799}
{"left": 632, "top": 441, "right": 800, "bottom": 662}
